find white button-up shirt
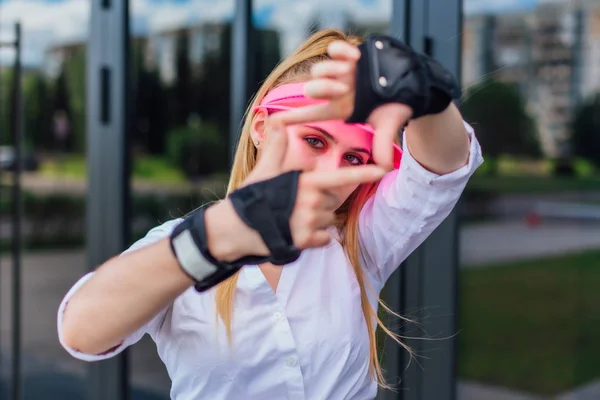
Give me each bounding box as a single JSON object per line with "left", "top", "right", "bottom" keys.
{"left": 58, "top": 123, "right": 483, "bottom": 400}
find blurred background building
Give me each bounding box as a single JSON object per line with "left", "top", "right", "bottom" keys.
{"left": 463, "top": 0, "right": 600, "bottom": 158}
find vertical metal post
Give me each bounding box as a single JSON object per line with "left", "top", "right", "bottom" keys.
{"left": 229, "top": 0, "right": 254, "bottom": 164}
{"left": 377, "top": 6, "right": 409, "bottom": 400}
{"left": 571, "top": 4, "right": 584, "bottom": 110}
{"left": 87, "top": 0, "right": 129, "bottom": 398}
{"left": 380, "top": 0, "right": 463, "bottom": 399}
{"left": 10, "top": 21, "right": 22, "bottom": 400}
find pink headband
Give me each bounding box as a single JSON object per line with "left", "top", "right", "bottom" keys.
{"left": 253, "top": 82, "right": 402, "bottom": 169}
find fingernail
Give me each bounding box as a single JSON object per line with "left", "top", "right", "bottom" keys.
{"left": 304, "top": 81, "right": 317, "bottom": 98}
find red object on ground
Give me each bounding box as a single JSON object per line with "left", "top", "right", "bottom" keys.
{"left": 524, "top": 212, "right": 542, "bottom": 227}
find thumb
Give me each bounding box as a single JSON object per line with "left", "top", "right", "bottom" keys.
{"left": 257, "top": 119, "right": 289, "bottom": 172}
{"left": 368, "top": 104, "right": 411, "bottom": 170}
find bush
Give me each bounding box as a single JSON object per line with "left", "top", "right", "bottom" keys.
{"left": 551, "top": 157, "right": 576, "bottom": 177}
{"left": 0, "top": 189, "right": 222, "bottom": 252}
{"left": 166, "top": 118, "right": 228, "bottom": 179}
{"left": 570, "top": 93, "right": 600, "bottom": 168}
{"left": 132, "top": 155, "right": 186, "bottom": 183}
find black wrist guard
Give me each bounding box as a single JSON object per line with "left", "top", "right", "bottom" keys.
{"left": 170, "top": 209, "right": 242, "bottom": 292}
{"left": 169, "top": 170, "right": 302, "bottom": 292}
{"left": 229, "top": 170, "right": 301, "bottom": 266}
{"left": 346, "top": 34, "right": 461, "bottom": 123}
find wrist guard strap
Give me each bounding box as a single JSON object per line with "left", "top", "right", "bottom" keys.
{"left": 170, "top": 209, "right": 243, "bottom": 292}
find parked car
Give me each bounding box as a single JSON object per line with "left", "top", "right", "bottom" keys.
{"left": 0, "top": 146, "right": 40, "bottom": 171}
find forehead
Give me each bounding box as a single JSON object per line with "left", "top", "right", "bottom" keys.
{"left": 300, "top": 120, "right": 374, "bottom": 149}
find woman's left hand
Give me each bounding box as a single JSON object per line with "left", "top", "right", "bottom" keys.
{"left": 272, "top": 40, "right": 413, "bottom": 170}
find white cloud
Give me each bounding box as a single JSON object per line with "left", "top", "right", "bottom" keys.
{"left": 0, "top": 0, "right": 89, "bottom": 66}
{"left": 464, "top": 0, "right": 538, "bottom": 15}
{"left": 0, "top": 0, "right": 540, "bottom": 67}
{"left": 131, "top": 0, "right": 234, "bottom": 33}
{"left": 1, "top": 0, "right": 388, "bottom": 66}
{"left": 255, "top": 0, "right": 392, "bottom": 55}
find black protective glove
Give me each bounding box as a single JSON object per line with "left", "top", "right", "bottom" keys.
{"left": 346, "top": 34, "right": 461, "bottom": 123}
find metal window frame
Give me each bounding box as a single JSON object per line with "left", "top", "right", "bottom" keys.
{"left": 85, "top": 0, "right": 462, "bottom": 397}
{"left": 379, "top": 1, "right": 463, "bottom": 399}
{"left": 229, "top": 0, "right": 255, "bottom": 165}
{"left": 87, "top": 0, "right": 130, "bottom": 398}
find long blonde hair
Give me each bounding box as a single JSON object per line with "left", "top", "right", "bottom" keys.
{"left": 217, "top": 29, "right": 413, "bottom": 388}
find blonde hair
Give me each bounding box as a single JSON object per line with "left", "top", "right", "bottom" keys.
{"left": 216, "top": 29, "right": 413, "bottom": 388}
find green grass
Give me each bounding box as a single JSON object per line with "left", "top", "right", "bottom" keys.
{"left": 466, "top": 175, "right": 600, "bottom": 195}
{"left": 39, "top": 154, "right": 87, "bottom": 179}
{"left": 459, "top": 250, "right": 600, "bottom": 395}
{"left": 132, "top": 155, "right": 186, "bottom": 183}
{"left": 39, "top": 154, "right": 187, "bottom": 183}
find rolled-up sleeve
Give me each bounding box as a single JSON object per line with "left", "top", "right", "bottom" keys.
{"left": 57, "top": 218, "right": 183, "bottom": 362}
{"left": 359, "top": 121, "right": 484, "bottom": 285}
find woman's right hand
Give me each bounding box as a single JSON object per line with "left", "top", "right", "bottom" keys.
{"left": 205, "top": 120, "right": 386, "bottom": 263}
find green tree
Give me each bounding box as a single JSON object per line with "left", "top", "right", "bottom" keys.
{"left": 131, "top": 40, "right": 169, "bottom": 154}
{"left": 0, "top": 70, "right": 14, "bottom": 145}
{"left": 194, "top": 24, "right": 281, "bottom": 142}
{"left": 193, "top": 26, "right": 231, "bottom": 136}
{"left": 24, "top": 73, "right": 52, "bottom": 150}
{"left": 65, "top": 47, "right": 86, "bottom": 152}
{"left": 570, "top": 93, "right": 600, "bottom": 168}
{"left": 51, "top": 62, "right": 73, "bottom": 151}
{"left": 171, "top": 30, "right": 192, "bottom": 127}
{"left": 460, "top": 78, "right": 540, "bottom": 173}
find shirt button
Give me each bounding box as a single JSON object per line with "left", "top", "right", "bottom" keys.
{"left": 286, "top": 356, "right": 298, "bottom": 367}
{"left": 273, "top": 311, "right": 283, "bottom": 321}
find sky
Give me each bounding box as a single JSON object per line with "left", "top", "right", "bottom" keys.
{"left": 0, "top": 0, "right": 542, "bottom": 67}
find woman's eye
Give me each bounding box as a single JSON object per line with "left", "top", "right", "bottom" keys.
{"left": 305, "top": 137, "right": 325, "bottom": 148}
{"left": 345, "top": 154, "right": 365, "bottom": 165}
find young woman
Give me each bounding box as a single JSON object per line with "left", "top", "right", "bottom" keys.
{"left": 58, "top": 29, "right": 483, "bottom": 399}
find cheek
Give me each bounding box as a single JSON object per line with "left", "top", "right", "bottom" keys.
{"left": 335, "top": 183, "right": 360, "bottom": 208}
{"left": 279, "top": 137, "right": 314, "bottom": 171}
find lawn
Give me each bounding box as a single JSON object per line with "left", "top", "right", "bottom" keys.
{"left": 466, "top": 175, "right": 600, "bottom": 195}
{"left": 39, "top": 154, "right": 187, "bottom": 184}
{"left": 458, "top": 250, "right": 600, "bottom": 396}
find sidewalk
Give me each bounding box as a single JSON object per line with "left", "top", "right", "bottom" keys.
{"left": 457, "top": 381, "right": 544, "bottom": 400}
{"left": 460, "top": 219, "right": 600, "bottom": 267}
{"left": 0, "top": 250, "right": 172, "bottom": 398}
{"left": 2, "top": 172, "right": 226, "bottom": 196}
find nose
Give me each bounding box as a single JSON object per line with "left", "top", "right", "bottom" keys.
{"left": 315, "top": 154, "right": 343, "bottom": 172}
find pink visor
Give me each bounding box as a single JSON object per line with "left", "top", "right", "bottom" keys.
{"left": 253, "top": 82, "right": 402, "bottom": 169}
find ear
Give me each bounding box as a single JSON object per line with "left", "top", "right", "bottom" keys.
{"left": 250, "top": 110, "right": 268, "bottom": 145}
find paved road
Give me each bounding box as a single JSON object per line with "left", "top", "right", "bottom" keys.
{"left": 461, "top": 219, "right": 600, "bottom": 267}
{"left": 0, "top": 251, "right": 172, "bottom": 399}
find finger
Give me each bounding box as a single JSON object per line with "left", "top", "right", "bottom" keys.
{"left": 311, "top": 60, "right": 353, "bottom": 79}
{"left": 271, "top": 103, "right": 344, "bottom": 126}
{"left": 303, "top": 165, "right": 386, "bottom": 189}
{"left": 328, "top": 41, "right": 361, "bottom": 62}
{"left": 304, "top": 79, "right": 351, "bottom": 100}
{"left": 297, "top": 189, "right": 338, "bottom": 212}
{"left": 299, "top": 230, "right": 332, "bottom": 249}
{"left": 257, "top": 119, "right": 289, "bottom": 171}
{"left": 368, "top": 104, "right": 412, "bottom": 170}
{"left": 307, "top": 210, "right": 336, "bottom": 230}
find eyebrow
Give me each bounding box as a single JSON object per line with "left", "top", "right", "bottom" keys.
{"left": 309, "top": 126, "right": 372, "bottom": 156}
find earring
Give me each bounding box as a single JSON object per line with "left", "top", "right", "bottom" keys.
{"left": 255, "top": 141, "right": 259, "bottom": 146}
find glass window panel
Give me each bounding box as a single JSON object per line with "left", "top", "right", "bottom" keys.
{"left": 459, "top": 1, "right": 600, "bottom": 399}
